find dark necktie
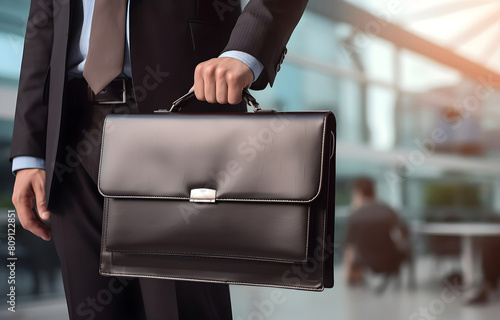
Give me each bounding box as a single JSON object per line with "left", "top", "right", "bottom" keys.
{"left": 83, "top": 0, "right": 127, "bottom": 94}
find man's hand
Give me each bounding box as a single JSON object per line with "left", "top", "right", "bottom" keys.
{"left": 194, "top": 57, "right": 254, "bottom": 105}
{"left": 12, "top": 168, "right": 51, "bottom": 241}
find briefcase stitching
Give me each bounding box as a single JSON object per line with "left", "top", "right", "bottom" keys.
{"left": 99, "top": 269, "right": 324, "bottom": 291}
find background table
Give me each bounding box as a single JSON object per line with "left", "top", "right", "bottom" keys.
{"left": 412, "top": 222, "right": 500, "bottom": 289}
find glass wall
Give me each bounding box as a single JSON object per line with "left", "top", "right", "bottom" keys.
{"left": 254, "top": 10, "right": 500, "bottom": 218}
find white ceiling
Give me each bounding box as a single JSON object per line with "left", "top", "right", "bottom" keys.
{"left": 345, "top": 0, "right": 500, "bottom": 74}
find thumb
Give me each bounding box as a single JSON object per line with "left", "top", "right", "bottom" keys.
{"left": 33, "top": 179, "right": 50, "bottom": 221}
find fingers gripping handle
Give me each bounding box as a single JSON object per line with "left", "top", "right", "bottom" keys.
{"left": 155, "top": 89, "right": 262, "bottom": 113}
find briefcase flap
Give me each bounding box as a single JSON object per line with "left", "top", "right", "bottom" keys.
{"left": 98, "top": 112, "right": 333, "bottom": 203}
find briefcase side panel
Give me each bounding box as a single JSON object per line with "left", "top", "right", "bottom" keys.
{"left": 323, "top": 113, "right": 336, "bottom": 288}
{"left": 104, "top": 198, "right": 311, "bottom": 264}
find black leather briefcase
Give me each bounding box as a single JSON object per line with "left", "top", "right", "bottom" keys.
{"left": 98, "top": 91, "right": 336, "bottom": 291}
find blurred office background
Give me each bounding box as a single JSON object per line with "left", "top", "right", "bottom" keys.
{"left": 2, "top": 0, "right": 500, "bottom": 319}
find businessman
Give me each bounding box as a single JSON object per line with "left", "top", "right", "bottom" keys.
{"left": 10, "top": 1, "right": 308, "bottom": 319}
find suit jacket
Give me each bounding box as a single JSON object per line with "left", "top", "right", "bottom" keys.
{"left": 10, "top": 0, "right": 308, "bottom": 209}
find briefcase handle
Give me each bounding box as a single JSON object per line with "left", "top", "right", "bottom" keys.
{"left": 165, "top": 89, "right": 262, "bottom": 113}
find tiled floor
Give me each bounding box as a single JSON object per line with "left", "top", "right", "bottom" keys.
{"left": 2, "top": 259, "right": 500, "bottom": 320}
{"left": 231, "top": 258, "right": 500, "bottom": 320}
{"left": 231, "top": 277, "right": 500, "bottom": 320}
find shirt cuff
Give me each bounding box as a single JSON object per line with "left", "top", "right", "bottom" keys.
{"left": 219, "top": 51, "right": 264, "bottom": 83}
{"left": 12, "top": 156, "right": 46, "bottom": 174}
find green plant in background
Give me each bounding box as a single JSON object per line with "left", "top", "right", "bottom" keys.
{"left": 424, "top": 182, "right": 487, "bottom": 222}
{"left": 426, "top": 184, "right": 481, "bottom": 207}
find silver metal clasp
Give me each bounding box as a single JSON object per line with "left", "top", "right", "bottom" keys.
{"left": 190, "top": 188, "right": 217, "bottom": 203}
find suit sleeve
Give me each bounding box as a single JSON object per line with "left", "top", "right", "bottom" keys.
{"left": 9, "top": 0, "right": 54, "bottom": 162}
{"left": 221, "top": 0, "right": 309, "bottom": 90}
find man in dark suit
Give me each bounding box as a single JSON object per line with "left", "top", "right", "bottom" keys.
{"left": 10, "top": 1, "right": 307, "bottom": 319}
{"left": 344, "top": 177, "right": 411, "bottom": 289}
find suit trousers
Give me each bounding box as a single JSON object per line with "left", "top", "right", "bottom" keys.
{"left": 49, "top": 78, "right": 233, "bottom": 320}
